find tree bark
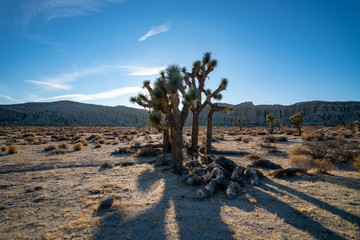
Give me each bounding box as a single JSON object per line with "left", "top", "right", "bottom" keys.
{"left": 170, "top": 120, "right": 183, "bottom": 174}
{"left": 163, "top": 129, "right": 171, "bottom": 153}
{"left": 205, "top": 108, "right": 215, "bottom": 154}
{"left": 191, "top": 110, "right": 199, "bottom": 152}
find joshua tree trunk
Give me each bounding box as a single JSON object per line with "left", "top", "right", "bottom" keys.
{"left": 191, "top": 110, "right": 200, "bottom": 152}
{"left": 163, "top": 129, "right": 171, "bottom": 153}
{"left": 170, "top": 124, "right": 183, "bottom": 173}
{"left": 205, "top": 108, "right": 215, "bottom": 154}
{"left": 297, "top": 125, "right": 302, "bottom": 136}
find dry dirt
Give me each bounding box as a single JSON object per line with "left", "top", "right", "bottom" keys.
{"left": 0, "top": 126, "right": 359, "bottom": 240}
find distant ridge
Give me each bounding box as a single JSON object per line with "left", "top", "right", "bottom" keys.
{"left": 0, "top": 101, "right": 148, "bottom": 126}
{"left": 0, "top": 100, "right": 359, "bottom": 126}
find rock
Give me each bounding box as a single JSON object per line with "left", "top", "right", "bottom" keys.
{"left": 154, "top": 154, "right": 172, "bottom": 166}
{"left": 99, "top": 197, "right": 113, "bottom": 209}
{"left": 99, "top": 163, "right": 113, "bottom": 170}
{"left": 270, "top": 168, "right": 307, "bottom": 178}
{"left": 248, "top": 159, "right": 282, "bottom": 169}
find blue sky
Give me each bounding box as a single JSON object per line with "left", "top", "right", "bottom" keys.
{"left": 1, "top": 0, "right": 359, "bottom": 108}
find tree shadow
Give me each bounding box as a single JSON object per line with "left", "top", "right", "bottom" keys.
{"left": 92, "top": 164, "right": 236, "bottom": 240}
{"left": 264, "top": 178, "right": 360, "bottom": 226}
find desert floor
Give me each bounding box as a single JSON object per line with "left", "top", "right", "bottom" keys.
{"left": 0, "top": 126, "right": 359, "bottom": 240}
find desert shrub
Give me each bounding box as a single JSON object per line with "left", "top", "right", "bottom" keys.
{"left": 74, "top": 142, "right": 83, "bottom": 151}
{"left": 234, "top": 136, "right": 242, "bottom": 141}
{"left": 58, "top": 143, "right": 69, "bottom": 150}
{"left": 8, "top": 145, "right": 19, "bottom": 154}
{"left": 264, "top": 135, "right": 288, "bottom": 143}
{"left": 133, "top": 141, "right": 142, "bottom": 147}
{"left": 247, "top": 152, "right": 261, "bottom": 159}
{"left": 44, "top": 143, "right": 56, "bottom": 152}
{"left": 96, "top": 138, "right": 106, "bottom": 144}
{"left": 144, "top": 134, "right": 152, "bottom": 140}
{"left": 33, "top": 139, "right": 42, "bottom": 145}
{"left": 288, "top": 145, "right": 307, "bottom": 157}
{"left": 94, "top": 144, "right": 102, "bottom": 148}
{"left": 314, "top": 158, "right": 335, "bottom": 174}
{"left": 259, "top": 143, "right": 279, "bottom": 152}
{"left": 23, "top": 132, "right": 35, "bottom": 138}
{"left": 1, "top": 145, "right": 8, "bottom": 152}
{"left": 303, "top": 141, "right": 334, "bottom": 159}
{"left": 243, "top": 137, "right": 252, "bottom": 143}
{"left": 290, "top": 155, "right": 314, "bottom": 170}
{"left": 51, "top": 149, "right": 68, "bottom": 154}
{"left": 353, "top": 155, "right": 360, "bottom": 169}
{"left": 302, "top": 132, "right": 324, "bottom": 141}
{"left": 5, "top": 138, "right": 16, "bottom": 145}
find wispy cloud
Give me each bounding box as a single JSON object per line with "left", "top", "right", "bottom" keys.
{"left": 0, "top": 94, "right": 20, "bottom": 103}
{"left": 116, "top": 65, "right": 165, "bottom": 76}
{"left": 37, "top": 87, "right": 143, "bottom": 101}
{"left": 17, "top": 0, "right": 126, "bottom": 26}
{"left": 139, "top": 23, "right": 170, "bottom": 41}
{"left": 26, "top": 64, "right": 164, "bottom": 90}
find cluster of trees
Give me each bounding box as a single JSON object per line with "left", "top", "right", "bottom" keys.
{"left": 130, "top": 52, "right": 231, "bottom": 173}
{"left": 265, "top": 112, "right": 305, "bottom": 135}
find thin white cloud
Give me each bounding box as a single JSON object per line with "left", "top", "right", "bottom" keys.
{"left": 139, "top": 23, "right": 170, "bottom": 41}
{"left": 17, "top": 0, "right": 126, "bottom": 26}
{"left": 25, "top": 80, "right": 71, "bottom": 90}
{"left": 26, "top": 64, "right": 164, "bottom": 90}
{"left": 116, "top": 65, "right": 165, "bottom": 76}
{"left": 0, "top": 94, "right": 20, "bottom": 103}
{"left": 38, "top": 87, "right": 143, "bottom": 101}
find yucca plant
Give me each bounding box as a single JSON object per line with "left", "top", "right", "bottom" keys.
{"left": 290, "top": 111, "right": 305, "bottom": 135}
{"left": 182, "top": 52, "right": 220, "bottom": 152}
{"left": 266, "top": 114, "right": 275, "bottom": 134}
{"left": 131, "top": 65, "right": 195, "bottom": 173}
{"left": 204, "top": 78, "right": 231, "bottom": 154}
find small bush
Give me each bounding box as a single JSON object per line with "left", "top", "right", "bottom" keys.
{"left": 314, "top": 158, "right": 335, "bottom": 174}
{"left": 58, "top": 143, "right": 69, "bottom": 150}
{"left": 353, "top": 155, "right": 360, "bottom": 169}
{"left": 290, "top": 155, "right": 314, "bottom": 170}
{"left": 243, "top": 137, "right": 252, "bottom": 143}
{"left": 44, "top": 143, "right": 56, "bottom": 152}
{"left": 303, "top": 141, "right": 334, "bottom": 159}
{"left": 8, "top": 145, "right": 19, "bottom": 154}
{"left": 288, "top": 145, "right": 307, "bottom": 157}
{"left": 1, "top": 145, "right": 8, "bottom": 152}
{"left": 74, "top": 142, "right": 83, "bottom": 151}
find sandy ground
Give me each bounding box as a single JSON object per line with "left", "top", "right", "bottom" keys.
{"left": 0, "top": 127, "right": 359, "bottom": 240}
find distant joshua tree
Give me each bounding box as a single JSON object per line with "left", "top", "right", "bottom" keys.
{"left": 234, "top": 118, "right": 247, "bottom": 131}
{"left": 266, "top": 114, "right": 275, "bottom": 134}
{"left": 275, "top": 119, "right": 282, "bottom": 131}
{"left": 290, "top": 112, "right": 305, "bottom": 135}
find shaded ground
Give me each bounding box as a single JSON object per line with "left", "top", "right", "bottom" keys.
{"left": 0, "top": 126, "right": 359, "bottom": 239}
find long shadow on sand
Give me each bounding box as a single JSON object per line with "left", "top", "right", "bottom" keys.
{"left": 92, "top": 163, "right": 356, "bottom": 240}
{"left": 93, "top": 164, "right": 237, "bottom": 240}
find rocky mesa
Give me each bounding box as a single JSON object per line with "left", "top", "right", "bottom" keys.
{"left": 0, "top": 100, "right": 359, "bottom": 126}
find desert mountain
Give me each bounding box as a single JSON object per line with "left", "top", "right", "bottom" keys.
{"left": 0, "top": 100, "right": 359, "bottom": 126}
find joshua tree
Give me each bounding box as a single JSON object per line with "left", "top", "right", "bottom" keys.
{"left": 290, "top": 111, "right": 305, "bottom": 135}
{"left": 182, "top": 52, "right": 218, "bottom": 152}
{"left": 130, "top": 82, "right": 171, "bottom": 153}
{"left": 204, "top": 78, "right": 231, "bottom": 154}
{"left": 234, "top": 118, "right": 247, "bottom": 131}
{"left": 136, "top": 65, "right": 195, "bottom": 173}
{"left": 275, "top": 119, "right": 282, "bottom": 131}
{"left": 266, "top": 114, "right": 275, "bottom": 134}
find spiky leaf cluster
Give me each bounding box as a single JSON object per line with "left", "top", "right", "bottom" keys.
{"left": 147, "top": 111, "right": 162, "bottom": 127}
{"left": 166, "top": 65, "right": 183, "bottom": 92}
{"left": 290, "top": 112, "right": 305, "bottom": 125}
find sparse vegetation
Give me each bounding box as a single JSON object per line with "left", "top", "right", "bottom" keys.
{"left": 8, "top": 145, "right": 19, "bottom": 154}
{"left": 266, "top": 114, "right": 275, "bottom": 134}
{"left": 290, "top": 111, "right": 305, "bottom": 135}
{"left": 74, "top": 142, "right": 83, "bottom": 151}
